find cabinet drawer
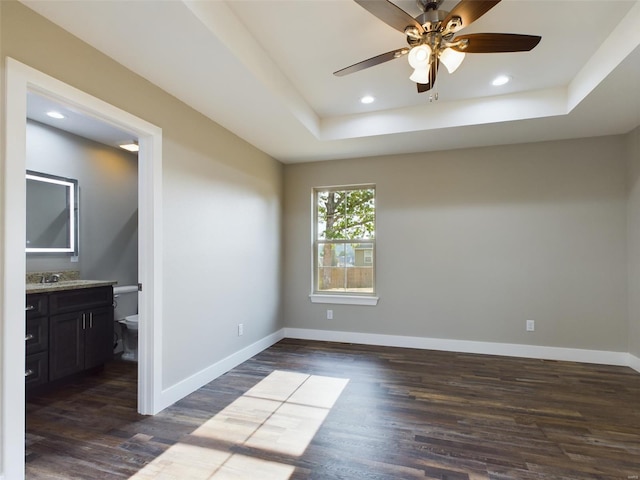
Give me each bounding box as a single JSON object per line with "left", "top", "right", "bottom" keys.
{"left": 25, "top": 352, "right": 48, "bottom": 388}
{"left": 49, "top": 286, "right": 113, "bottom": 314}
{"left": 26, "top": 294, "right": 48, "bottom": 319}
{"left": 26, "top": 316, "right": 48, "bottom": 355}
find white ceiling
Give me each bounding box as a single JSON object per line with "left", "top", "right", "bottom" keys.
{"left": 21, "top": 0, "right": 640, "bottom": 163}
{"left": 27, "top": 92, "right": 137, "bottom": 148}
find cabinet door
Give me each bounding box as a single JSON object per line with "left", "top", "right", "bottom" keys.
{"left": 49, "top": 312, "right": 84, "bottom": 380}
{"left": 84, "top": 306, "right": 114, "bottom": 370}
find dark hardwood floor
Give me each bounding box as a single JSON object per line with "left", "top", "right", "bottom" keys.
{"left": 26, "top": 339, "right": 640, "bottom": 479}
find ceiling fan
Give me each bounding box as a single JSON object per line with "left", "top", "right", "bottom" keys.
{"left": 334, "top": 0, "right": 542, "bottom": 93}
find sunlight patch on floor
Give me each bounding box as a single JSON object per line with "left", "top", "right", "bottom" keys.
{"left": 128, "top": 443, "right": 231, "bottom": 479}
{"left": 241, "top": 372, "right": 349, "bottom": 456}
{"left": 211, "top": 454, "right": 296, "bottom": 480}
{"left": 129, "top": 370, "right": 349, "bottom": 479}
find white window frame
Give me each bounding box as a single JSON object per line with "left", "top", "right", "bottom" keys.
{"left": 310, "top": 185, "right": 379, "bottom": 306}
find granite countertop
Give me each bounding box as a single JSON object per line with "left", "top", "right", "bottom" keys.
{"left": 26, "top": 279, "right": 117, "bottom": 294}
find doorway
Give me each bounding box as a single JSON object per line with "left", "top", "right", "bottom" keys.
{"left": 2, "top": 58, "right": 163, "bottom": 480}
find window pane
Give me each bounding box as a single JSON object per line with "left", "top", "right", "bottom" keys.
{"left": 317, "top": 243, "right": 340, "bottom": 291}
{"left": 343, "top": 189, "right": 375, "bottom": 240}
{"left": 317, "top": 243, "right": 374, "bottom": 293}
{"left": 346, "top": 243, "right": 374, "bottom": 292}
{"left": 316, "top": 191, "right": 329, "bottom": 239}
{"left": 316, "top": 189, "right": 375, "bottom": 240}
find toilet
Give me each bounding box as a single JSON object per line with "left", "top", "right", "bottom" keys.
{"left": 113, "top": 285, "right": 139, "bottom": 361}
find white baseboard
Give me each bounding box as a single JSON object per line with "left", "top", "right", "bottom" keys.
{"left": 284, "top": 328, "right": 633, "bottom": 368}
{"left": 629, "top": 353, "right": 640, "bottom": 373}
{"left": 158, "top": 329, "right": 285, "bottom": 411}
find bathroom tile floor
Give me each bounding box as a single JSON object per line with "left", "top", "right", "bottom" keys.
{"left": 25, "top": 339, "right": 640, "bottom": 479}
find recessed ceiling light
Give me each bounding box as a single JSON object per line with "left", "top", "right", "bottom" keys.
{"left": 492, "top": 75, "right": 511, "bottom": 86}
{"left": 46, "top": 111, "right": 65, "bottom": 119}
{"left": 119, "top": 142, "right": 139, "bottom": 152}
{"left": 360, "top": 95, "right": 375, "bottom": 104}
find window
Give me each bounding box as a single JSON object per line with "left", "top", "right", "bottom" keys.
{"left": 313, "top": 186, "right": 376, "bottom": 301}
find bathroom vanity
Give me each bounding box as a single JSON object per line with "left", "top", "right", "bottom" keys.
{"left": 25, "top": 280, "right": 116, "bottom": 391}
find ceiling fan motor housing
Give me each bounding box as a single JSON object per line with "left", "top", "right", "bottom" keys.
{"left": 409, "top": 8, "right": 450, "bottom": 54}
{"left": 415, "top": 8, "right": 447, "bottom": 32}
{"left": 416, "top": 0, "right": 444, "bottom": 13}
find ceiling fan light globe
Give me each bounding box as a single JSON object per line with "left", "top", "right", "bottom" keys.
{"left": 439, "top": 48, "right": 465, "bottom": 74}
{"left": 410, "top": 66, "right": 430, "bottom": 84}
{"left": 408, "top": 45, "right": 431, "bottom": 69}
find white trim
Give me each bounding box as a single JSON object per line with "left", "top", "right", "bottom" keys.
{"left": 2, "top": 58, "right": 163, "bottom": 479}
{"left": 158, "top": 329, "right": 286, "bottom": 411}
{"left": 2, "top": 55, "right": 29, "bottom": 480}
{"left": 629, "top": 353, "right": 640, "bottom": 373}
{"left": 136, "top": 122, "right": 164, "bottom": 416}
{"left": 284, "top": 328, "right": 632, "bottom": 367}
{"left": 309, "top": 294, "right": 379, "bottom": 306}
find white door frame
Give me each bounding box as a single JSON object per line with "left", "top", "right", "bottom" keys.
{"left": 2, "top": 57, "right": 164, "bottom": 480}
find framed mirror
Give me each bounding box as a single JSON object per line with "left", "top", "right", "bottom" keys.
{"left": 26, "top": 170, "right": 78, "bottom": 254}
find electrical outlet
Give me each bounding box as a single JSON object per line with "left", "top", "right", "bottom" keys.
{"left": 526, "top": 320, "right": 535, "bottom": 332}
{"left": 327, "top": 309, "right": 333, "bottom": 320}
{"left": 238, "top": 324, "right": 244, "bottom": 336}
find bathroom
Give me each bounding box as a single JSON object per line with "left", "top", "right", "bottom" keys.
{"left": 25, "top": 93, "right": 140, "bottom": 363}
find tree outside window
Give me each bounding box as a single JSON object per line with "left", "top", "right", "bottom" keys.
{"left": 314, "top": 186, "right": 375, "bottom": 294}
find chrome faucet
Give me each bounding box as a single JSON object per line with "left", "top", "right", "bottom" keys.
{"left": 41, "top": 273, "right": 61, "bottom": 283}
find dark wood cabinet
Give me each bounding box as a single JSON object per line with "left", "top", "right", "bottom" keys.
{"left": 25, "top": 352, "right": 48, "bottom": 388}
{"left": 25, "top": 294, "right": 49, "bottom": 389}
{"left": 49, "top": 305, "right": 113, "bottom": 380}
{"left": 83, "top": 306, "right": 113, "bottom": 370}
{"left": 26, "top": 293, "right": 48, "bottom": 319}
{"left": 49, "top": 311, "right": 84, "bottom": 380}
{"left": 26, "top": 315, "right": 48, "bottom": 356}
{"left": 26, "top": 286, "right": 114, "bottom": 389}
{"left": 49, "top": 287, "right": 114, "bottom": 315}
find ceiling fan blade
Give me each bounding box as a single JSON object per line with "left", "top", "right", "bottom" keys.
{"left": 354, "top": 0, "right": 424, "bottom": 35}
{"left": 442, "top": 0, "right": 501, "bottom": 33}
{"left": 452, "top": 33, "right": 541, "bottom": 53}
{"left": 334, "top": 48, "right": 409, "bottom": 77}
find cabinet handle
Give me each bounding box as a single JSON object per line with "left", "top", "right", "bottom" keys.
{"left": 25, "top": 369, "right": 34, "bottom": 378}
{"left": 25, "top": 305, "right": 35, "bottom": 312}
{"left": 90, "top": 312, "right": 93, "bottom": 329}
{"left": 25, "top": 333, "right": 34, "bottom": 341}
{"left": 82, "top": 313, "right": 86, "bottom": 330}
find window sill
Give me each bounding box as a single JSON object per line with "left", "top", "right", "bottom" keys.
{"left": 309, "top": 294, "right": 379, "bottom": 306}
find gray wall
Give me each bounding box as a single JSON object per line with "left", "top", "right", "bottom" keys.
{"left": 26, "top": 120, "right": 139, "bottom": 286}
{"left": 284, "top": 136, "right": 629, "bottom": 352}
{"left": 627, "top": 126, "right": 640, "bottom": 357}
{"left": 2, "top": 1, "right": 283, "bottom": 390}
